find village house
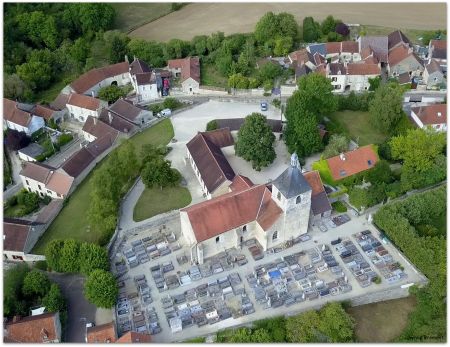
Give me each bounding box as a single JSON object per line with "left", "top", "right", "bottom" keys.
{"left": 82, "top": 116, "right": 119, "bottom": 142}
{"left": 168, "top": 56, "right": 201, "bottom": 94}
{"left": 325, "top": 41, "right": 361, "bottom": 62}
{"left": 3, "top": 98, "right": 45, "bottom": 135}
{"left": 185, "top": 128, "right": 235, "bottom": 199}
{"left": 130, "top": 58, "right": 160, "bottom": 102}
{"left": 428, "top": 39, "right": 447, "bottom": 72}
{"left": 3, "top": 218, "right": 46, "bottom": 261}
{"left": 31, "top": 104, "right": 65, "bottom": 125}
{"left": 327, "top": 63, "right": 381, "bottom": 92}
{"left": 107, "top": 98, "right": 155, "bottom": 127}
{"left": 410, "top": 104, "right": 447, "bottom": 132}
{"left": 358, "top": 36, "right": 389, "bottom": 65}
{"left": 86, "top": 322, "right": 117, "bottom": 343}
{"left": 4, "top": 312, "right": 62, "bottom": 343}
{"left": 68, "top": 61, "right": 131, "bottom": 97}
{"left": 423, "top": 59, "right": 446, "bottom": 88}
{"left": 18, "top": 143, "right": 45, "bottom": 162}
{"left": 116, "top": 331, "right": 152, "bottom": 343}
{"left": 387, "top": 44, "right": 423, "bottom": 77}
{"left": 19, "top": 161, "right": 74, "bottom": 199}
{"left": 303, "top": 170, "right": 332, "bottom": 224}
{"left": 388, "top": 30, "right": 412, "bottom": 51}
{"left": 66, "top": 93, "right": 108, "bottom": 123}
{"left": 180, "top": 153, "right": 312, "bottom": 264}
{"left": 326, "top": 145, "right": 379, "bottom": 182}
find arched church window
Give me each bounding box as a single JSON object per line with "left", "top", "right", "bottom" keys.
{"left": 296, "top": 195, "right": 301, "bottom": 204}
{"left": 272, "top": 231, "right": 278, "bottom": 241}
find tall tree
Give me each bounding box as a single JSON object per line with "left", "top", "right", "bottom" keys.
{"left": 42, "top": 283, "right": 66, "bottom": 313}
{"left": 77, "top": 3, "right": 115, "bottom": 34}
{"left": 318, "top": 302, "right": 355, "bottom": 342}
{"left": 16, "top": 61, "right": 52, "bottom": 90}
{"left": 303, "top": 17, "right": 320, "bottom": 42}
{"left": 22, "top": 270, "right": 51, "bottom": 298}
{"left": 368, "top": 82, "right": 405, "bottom": 135}
{"left": 59, "top": 239, "right": 80, "bottom": 273}
{"left": 45, "top": 240, "right": 64, "bottom": 272}
{"left": 141, "top": 157, "right": 181, "bottom": 189}
{"left": 234, "top": 113, "right": 276, "bottom": 171}
{"left": 84, "top": 269, "right": 118, "bottom": 308}
{"left": 297, "top": 73, "right": 337, "bottom": 119}
{"left": 98, "top": 85, "right": 127, "bottom": 104}
{"left": 4, "top": 264, "right": 30, "bottom": 317}
{"left": 286, "top": 310, "right": 321, "bottom": 342}
{"left": 320, "top": 15, "right": 338, "bottom": 35}
{"left": 79, "top": 243, "right": 110, "bottom": 275}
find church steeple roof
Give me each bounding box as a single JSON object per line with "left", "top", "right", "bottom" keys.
{"left": 272, "top": 153, "right": 312, "bottom": 198}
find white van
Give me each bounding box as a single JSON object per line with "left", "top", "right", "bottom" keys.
{"left": 158, "top": 108, "right": 172, "bottom": 117}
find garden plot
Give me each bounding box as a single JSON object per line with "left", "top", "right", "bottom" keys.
{"left": 161, "top": 272, "right": 252, "bottom": 334}
{"left": 245, "top": 246, "right": 352, "bottom": 309}
{"left": 353, "top": 230, "right": 407, "bottom": 284}
{"left": 334, "top": 238, "right": 378, "bottom": 287}
{"left": 116, "top": 274, "right": 162, "bottom": 336}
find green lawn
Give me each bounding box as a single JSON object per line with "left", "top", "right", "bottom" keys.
{"left": 200, "top": 62, "right": 228, "bottom": 88}
{"left": 32, "top": 119, "right": 174, "bottom": 254}
{"left": 112, "top": 3, "right": 173, "bottom": 32}
{"left": 327, "top": 111, "right": 388, "bottom": 146}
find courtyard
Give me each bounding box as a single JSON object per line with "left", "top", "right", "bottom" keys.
{"left": 110, "top": 210, "right": 425, "bottom": 343}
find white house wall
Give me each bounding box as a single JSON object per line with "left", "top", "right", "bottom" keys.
{"left": 67, "top": 104, "right": 100, "bottom": 123}
{"left": 83, "top": 73, "right": 132, "bottom": 97}
{"left": 182, "top": 78, "right": 200, "bottom": 94}
{"left": 136, "top": 83, "right": 160, "bottom": 103}
{"left": 20, "top": 175, "right": 64, "bottom": 199}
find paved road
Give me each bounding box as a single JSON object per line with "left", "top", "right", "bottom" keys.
{"left": 47, "top": 273, "right": 97, "bottom": 343}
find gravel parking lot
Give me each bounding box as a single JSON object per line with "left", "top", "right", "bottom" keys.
{"left": 111, "top": 211, "right": 425, "bottom": 342}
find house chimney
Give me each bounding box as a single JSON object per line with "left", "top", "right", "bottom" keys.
{"left": 437, "top": 112, "right": 442, "bottom": 117}
{"left": 93, "top": 117, "right": 97, "bottom": 125}
{"left": 339, "top": 153, "right": 346, "bottom": 161}
{"left": 91, "top": 91, "right": 95, "bottom": 98}
{"left": 108, "top": 111, "right": 113, "bottom": 124}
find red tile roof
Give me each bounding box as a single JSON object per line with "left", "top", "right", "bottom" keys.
{"left": 341, "top": 41, "right": 359, "bottom": 53}
{"left": 3, "top": 98, "right": 32, "bottom": 127}
{"left": 3, "top": 218, "right": 37, "bottom": 252}
{"left": 116, "top": 331, "right": 151, "bottom": 343}
{"left": 50, "top": 93, "right": 70, "bottom": 111}
{"left": 346, "top": 63, "right": 380, "bottom": 75}
{"left": 430, "top": 39, "right": 447, "bottom": 50}
{"left": 20, "top": 162, "right": 74, "bottom": 196}
{"left": 70, "top": 62, "right": 129, "bottom": 94}
{"left": 67, "top": 93, "right": 102, "bottom": 111}
{"left": 327, "top": 145, "right": 379, "bottom": 181}
{"left": 87, "top": 322, "right": 117, "bottom": 343}
{"left": 168, "top": 57, "right": 200, "bottom": 83}
{"left": 303, "top": 171, "right": 331, "bottom": 216}
{"left": 181, "top": 184, "right": 282, "bottom": 242}
{"left": 388, "top": 30, "right": 412, "bottom": 50}
{"left": 201, "top": 127, "right": 234, "bottom": 147}
{"left": 288, "top": 49, "right": 309, "bottom": 64}
{"left": 32, "top": 104, "right": 56, "bottom": 121}
{"left": 229, "top": 175, "right": 254, "bottom": 192}
{"left": 5, "top": 313, "right": 60, "bottom": 343}
{"left": 303, "top": 171, "right": 325, "bottom": 196}
{"left": 411, "top": 104, "right": 447, "bottom": 125}
{"left": 388, "top": 44, "right": 412, "bottom": 66}
{"left": 82, "top": 116, "right": 119, "bottom": 140}
{"left": 325, "top": 42, "right": 341, "bottom": 54}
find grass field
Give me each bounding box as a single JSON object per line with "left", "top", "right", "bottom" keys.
{"left": 327, "top": 111, "right": 387, "bottom": 146}
{"left": 133, "top": 185, "right": 191, "bottom": 222}
{"left": 347, "top": 296, "right": 417, "bottom": 342}
{"left": 112, "top": 3, "right": 172, "bottom": 33}
{"left": 200, "top": 62, "right": 228, "bottom": 89}
{"left": 32, "top": 119, "right": 174, "bottom": 254}
{"left": 129, "top": 3, "right": 445, "bottom": 42}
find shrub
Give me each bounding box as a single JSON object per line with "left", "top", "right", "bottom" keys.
{"left": 163, "top": 97, "right": 181, "bottom": 110}
{"left": 42, "top": 195, "right": 52, "bottom": 205}
{"left": 22, "top": 270, "right": 51, "bottom": 298}
{"left": 372, "top": 276, "right": 382, "bottom": 284}
{"left": 5, "top": 195, "right": 18, "bottom": 208}
{"left": 149, "top": 103, "right": 163, "bottom": 114}
{"left": 272, "top": 99, "right": 281, "bottom": 109}
{"left": 57, "top": 133, "right": 73, "bottom": 147}
{"left": 331, "top": 201, "right": 347, "bottom": 212}
{"left": 206, "top": 120, "right": 218, "bottom": 131}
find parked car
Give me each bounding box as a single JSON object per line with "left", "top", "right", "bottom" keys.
{"left": 158, "top": 108, "right": 172, "bottom": 117}
{"left": 260, "top": 101, "right": 268, "bottom": 111}
{"left": 331, "top": 238, "right": 342, "bottom": 245}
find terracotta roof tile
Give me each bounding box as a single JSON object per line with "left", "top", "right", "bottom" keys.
{"left": 67, "top": 93, "right": 102, "bottom": 111}
{"left": 70, "top": 62, "right": 129, "bottom": 94}
{"left": 87, "top": 322, "right": 117, "bottom": 343}
{"left": 130, "top": 58, "right": 151, "bottom": 75}
{"left": 181, "top": 184, "right": 282, "bottom": 242}
{"left": 168, "top": 57, "right": 200, "bottom": 83}
{"left": 303, "top": 171, "right": 331, "bottom": 216}
{"left": 186, "top": 132, "right": 235, "bottom": 193}
{"left": 430, "top": 39, "right": 446, "bottom": 50}
{"left": 288, "top": 49, "right": 309, "bottom": 64}
{"left": 411, "top": 104, "right": 447, "bottom": 125}
{"left": 3, "top": 98, "right": 32, "bottom": 127}
{"left": 82, "top": 116, "right": 119, "bottom": 140}
{"left": 346, "top": 63, "right": 380, "bottom": 75}
{"left": 19, "top": 161, "right": 73, "bottom": 195}
{"left": 201, "top": 127, "right": 234, "bottom": 147}
{"left": 388, "top": 30, "right": 412, "bottom": 50}
{"left": 108, "top": 99, "right": 145, "bottom": 122}
{"left": 32, "top": 104, "right": 56, "bottom": 121}
{"left": 60, "top": 147, "right": 95, "bottom": 178}
{"left": 229, "top": 175, "right": 254, "bottom": 192}
{"left": 327, "top": 145, "right": 379, "bottom": 181}
{"left": 325, "top": 42, "right": 341, "bottom": 54}
{"left": 3, "top": 219, "right": 36, "bottom": 252}
{"left": 116, "top": 331, "right": 151, "bottom": 343}
{"left": 388, "top": 44, "right": 412, "bottom": 66}
{"left": 341, "top": 41, "right": 359, "bottom": 53}
{"left": 5, "top": 313, "right": 60, "bottom": 343}
{"left": 50, "top": 93, "right": 70, "bottom": 111}
{"left": 303, "top": 171, "right": 325, "bottom": 196}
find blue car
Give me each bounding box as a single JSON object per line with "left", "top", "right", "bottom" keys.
{"left": 260, "top": 101, "right": 268, "bottom": 111}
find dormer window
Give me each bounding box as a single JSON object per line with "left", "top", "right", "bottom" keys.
{"left": 367, "top": 160, "right": 373, "bottom": 166}
{"left": 296, "top": 195, "right": 301, "bottom": 204}
{"left": 339, "top": 169, "right": 347, "bottom": 177}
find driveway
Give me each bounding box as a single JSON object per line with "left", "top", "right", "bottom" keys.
{"left": 47, "top": 273, "right": 97, "bottom": 343}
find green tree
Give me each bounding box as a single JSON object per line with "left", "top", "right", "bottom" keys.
{"left": 349, "top": 187, "right": 370, "bottom": 210}
{"left": 254, "top": 12, "right": 280, "bottom": 46}
{"left": 117, "top": 140, "right": 139, "bottom": 181}
{"left": 45, "top": 239, "right": 64, "bottom": 272}
{"left": 286, "top": 310, "right": 321, "bottom": 342}
{"left": 22, "top": 270, "right": 51, "bottom": 298}
{"left": 16, "top": 60, "right": 52, "bottom": 90}
{"left": 258, "top": 62, "right": 283, "bottom": 84}
{"left": 190, "top": 35, "right": 208, "bottom": 55}
{"left": 206, "top": 31, "right": 225, "bottom": 52}
{"left": 42, "top": 283, "right": 66, "bottom": 313}
{"left": 215, "top": 47, "right": 233, "bottom": 76}
{"left": 141, "top": 157, "right": 181, "bottom": 189}
{"left": 321, "top": 15, "right": 337, "bottom": 35}
{"left": 4, "top": 263, "right": 30, "bottom": 317}
{"left": 127, "top": 39, "right": 166, "bottom": 67}
{"left": 98, "top": 85, "right": 127, "bottom": 104}
{"left": 364, "top": 160, "right": 394, "bottom": 185}
{"left": 234, "top": 113, "right": 276, "bottom": 171}
{"left": 318, "top": 302, "right": 354, "bottom": 342}
{"left": 274, "top": 36, "right": 293, "bottom": 56}
{"left": 368, "top": 76, "right": 381, "bottom": 91}
{"left": 162, "top": 97, "right": 181, "bottom": 110}
{"left": 105, "top": 31, "right": 130, "bottom": 64}
{"left": 227, "top": 328, "right": 272, "bottom": 342}
{"left": 59, "top": 239, "right": 80, "bottom": 273}
{"left": 322, "top": 134, "right": 349, "bottom": 159}
{"left": 303, "top": 17, "right": 320, "bottom": 42}
{"left": 79, "top": 243, "right": 110, "bottom": 275}
{"left": 84, "top": 269, "right": 118, "bottom": 308}
{"left": 297, "top": 73, "right": 337, "bottom": 119}
{"left": 78, "top": 3, "right": 115, "bottom": 34}
{"left": 368, "top": 82, "right": 405, "bottom": 135}
{"left": 206, "top": 120, "right": 218, "bottom": 131}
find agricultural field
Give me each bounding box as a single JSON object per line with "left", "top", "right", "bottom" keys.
{"left": 129, "top": 3, "right": 445, "bottom": 42}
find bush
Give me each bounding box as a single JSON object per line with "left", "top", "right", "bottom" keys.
{"left": 206, "top": 120, "right": 218, "bottom": 131}
{"left": 149, "top": 103, "right": 163, "bottom": 114}
{"left": 34, "top": 260, "right": 48, "bottom": 271}
{"left": 163, "top": 97, "right": 181, "bottom": 110}
{"left": 372, "top": 276, "right": 382, "bottom": 284}
{"left": 5, "top": 195, "right": 18, "bottom": 208}
{"left": 331, "top": 201, "right": 347, "bottom": 212}
{"left": 57, "top": 133, "right": 73, "bottom": 147}
{"left": 272, "top": 99, "right": 281, "bottom": 109}
{"left": 84, "top": 269, "right": 118, "bottom": 308}
{"left": 42, "top": 195, "right": 51, "bottom": 205}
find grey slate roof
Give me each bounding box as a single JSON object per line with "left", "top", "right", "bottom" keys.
{"left": 308, "top": 43, "right": 327, "bottom": 56}
{"left": 18, "top": 143, "right": 45, "bottom": 159}
{"left": 311, "top": 191, "right": 332, "bottom": 216}
{"left": 272, "top": 158, "right": 312, "bottom": 199}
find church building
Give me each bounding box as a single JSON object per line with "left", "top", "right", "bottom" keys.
{"left": 180, "top": 153, "right": 313, "bottom": 264}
